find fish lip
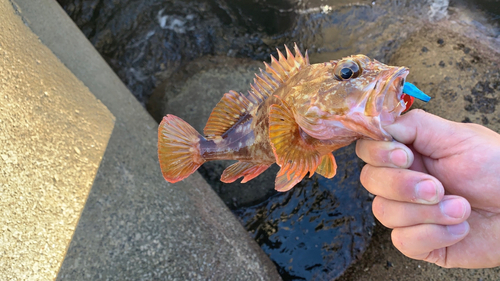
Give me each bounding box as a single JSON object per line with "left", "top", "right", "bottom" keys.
{"left": 358, "top": 66, "right": 409, "bottom": 140}
{"left": 380, "top": 67, "right": 409, "bottom": 103}
{"left": 378, "top": 67, "right": 409, "bottom": 137}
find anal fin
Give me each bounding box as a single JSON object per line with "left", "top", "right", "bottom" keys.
{"left": 269, "top": 100, "right": 321, "bottom": 192}
{"left": 315, "top": 153, "right": 337, "bottom": 179}
{"left": 221, "top": 161, "right": 271, "bottom": 183}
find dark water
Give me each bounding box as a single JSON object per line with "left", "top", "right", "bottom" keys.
{"left": 56, "top": 0, "right": 500, "bottom": 104}
{"left": 55, "top": 0, "right": 432, "bottom": 105}
{"left": 465, "top": 0, "right": 500, "bottom": 21}
{"left": 233, "top": 144, "right": 374, "bottom": 280}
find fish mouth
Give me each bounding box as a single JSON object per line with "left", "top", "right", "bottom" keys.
{"left": 360, "top": 66, "right": 409, "bottom": 140}
{"left": 379, "top": 67, "right": 409, "bottom": 126}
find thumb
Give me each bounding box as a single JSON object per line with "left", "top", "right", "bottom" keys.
{"left": 383, "top": 109, "right": 464, "bottom": 158}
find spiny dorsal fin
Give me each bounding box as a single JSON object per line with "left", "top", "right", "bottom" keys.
{"left": 203, "top": 43, "right": 309, "bottom": 139}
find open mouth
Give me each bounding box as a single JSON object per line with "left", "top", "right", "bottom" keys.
{"left": 382, "top": 67, "right": 409, "bottom": 110}
{"left": 379, "top": 67, "right": 409, "bottom": 125}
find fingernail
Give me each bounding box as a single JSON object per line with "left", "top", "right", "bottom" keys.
{"left": 447, "top": 222, "right": 469, "bottom": 236}
{"left": 389, "top": 149, "right": 408, "bottom": 167}
{"left": 415, "top": 180, "right": 438, "bottom": 203}
{"left": 440, "top": 198, "right": 466, "bottom": 219}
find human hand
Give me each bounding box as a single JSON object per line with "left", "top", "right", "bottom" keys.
{"left": 356, "top": 109, "right": 500, "bottom": 268}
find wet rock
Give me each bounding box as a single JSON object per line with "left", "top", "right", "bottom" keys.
{"left": 57, "top": 0, "right": 441, "bottom": 104}
{"left": 287, "top": 0, "right": 431, "bottom": 64}
{"left": 390, "top": 24, "right": 500, "bottom": 132}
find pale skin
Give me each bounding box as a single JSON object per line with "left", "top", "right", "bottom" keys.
{"left": 355, "top": 109, "right": 500, "bottom": 268}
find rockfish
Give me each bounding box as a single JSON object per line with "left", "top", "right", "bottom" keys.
{"left": 158, "top": 44, "right": 413, "bottom": 191}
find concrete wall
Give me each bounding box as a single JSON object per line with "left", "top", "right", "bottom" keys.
{"left": 0, "top": 0, "right": 114, "bottom": 279}
{"left": 1, "top": 0, "right": 280, "bottom": 280}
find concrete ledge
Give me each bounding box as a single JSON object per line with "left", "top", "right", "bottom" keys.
{"left": 8, "top": 0, "right": 281, "bottom": 279}
{"left": 0, "top": 0, "right": 115, "bottom": 279}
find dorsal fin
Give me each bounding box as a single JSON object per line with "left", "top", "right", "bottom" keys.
{"left": 203, "top": 90, "right": 251, "bottom": 138}
{"left": 203, "top": 43, "right": 310, "bottom": 139}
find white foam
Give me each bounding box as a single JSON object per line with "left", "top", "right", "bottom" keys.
{"left": 157, "top": 9, "right": 196, "bottom": 33}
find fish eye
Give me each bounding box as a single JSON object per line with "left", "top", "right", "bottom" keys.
{"left": 334, "top": 60, "right": 361, "bottom": 81}
{"left": 340, "top": 68, "right": 353, "bottom": 79}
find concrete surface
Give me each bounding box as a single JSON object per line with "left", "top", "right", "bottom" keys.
{"left": 6, "top": 0, "right": 281, "bottom": 280}
{"left": 0, "top": 0, "right": 115, "bottom": 279}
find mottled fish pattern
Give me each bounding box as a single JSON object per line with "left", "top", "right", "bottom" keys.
{"left": 158, "top": 44, "right": 412, "bottom": 191}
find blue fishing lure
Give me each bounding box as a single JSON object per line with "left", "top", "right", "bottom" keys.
{"left": 403, "top": 82, "right": 431, "bottom": 102}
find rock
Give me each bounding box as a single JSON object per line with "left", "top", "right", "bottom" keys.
{"left": 390, "top": 24, "right": 500, "bottom": 132}
{"left": 428, "top": 0, "right": 449, "bottom": 21}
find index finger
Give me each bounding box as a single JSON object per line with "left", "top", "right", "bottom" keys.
{"left": 360, "top": 164, "right": 444, "bottom": 204}
{"left": 356, "top": 139, "right": 414, "bottom": 169}
{"left": 383, "top": 109, "right": 468, "bottom": 159}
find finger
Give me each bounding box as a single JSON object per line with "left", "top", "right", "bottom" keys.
{"left": 391, "top": 221, "right": 470, "bottom": 260}
{"left": 384, "top": 109, "right": 470, "bottom": 158}
{"left": 372, "top": 195, "right": 471, "bottom": 228}
{"left": 356, "top": 139, "right": 414, "bottom": 168}
{"left": 406, "top": 144, "right": 429, "bottom": 173}
{"left": 360, "top": 165, "right": 444, "bottom": 204}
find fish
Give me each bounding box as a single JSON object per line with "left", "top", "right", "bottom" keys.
{"left": 158, "top": 44, "right": 414, "bottom": 192}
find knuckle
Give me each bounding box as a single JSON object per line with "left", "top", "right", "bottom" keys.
{"left": 424, "top": 249, "right": 448, "bottom": 267}
{"left": 407, "top": 108, "right": 427, "bottom": 117}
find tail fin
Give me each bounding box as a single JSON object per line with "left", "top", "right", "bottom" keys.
{"left": 158, "top": 115, "right": 205, "bottom": 183}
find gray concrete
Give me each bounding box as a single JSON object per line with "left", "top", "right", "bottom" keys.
{"left": 0, "top": 0, "right": 115, "bottom": 278}
{"left": 8, "top": 0, "right": 281, "bottom": 280}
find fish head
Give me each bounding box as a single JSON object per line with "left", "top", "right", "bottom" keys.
{"left": 293, "top": 54, "right": 409, "bottom": 141}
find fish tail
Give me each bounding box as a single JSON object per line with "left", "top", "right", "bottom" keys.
{"left": 158, "top": 115, "right": 206, "bottom": 183}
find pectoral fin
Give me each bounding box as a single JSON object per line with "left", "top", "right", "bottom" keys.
{"left": 269, "top": 100, "right": 321, "bottom": 192}
{"left": 221, "top": 161, "right": 271, "bottom": 183}
{"left": 315, "top": 153, "right": 337, "bottom": 179}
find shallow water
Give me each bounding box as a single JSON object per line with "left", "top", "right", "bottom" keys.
{"left": 57, "top": 0, "right": 499, "bottom": 104}
{"left": 233, "top": 144, "right": 374, "bottom": 280}
{"left": 55, "top": 0, "right": 425, "bottom": 104}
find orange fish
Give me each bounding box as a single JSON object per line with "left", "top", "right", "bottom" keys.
{"left": 158, "top": 44, "right": 412, "bottom": 191}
